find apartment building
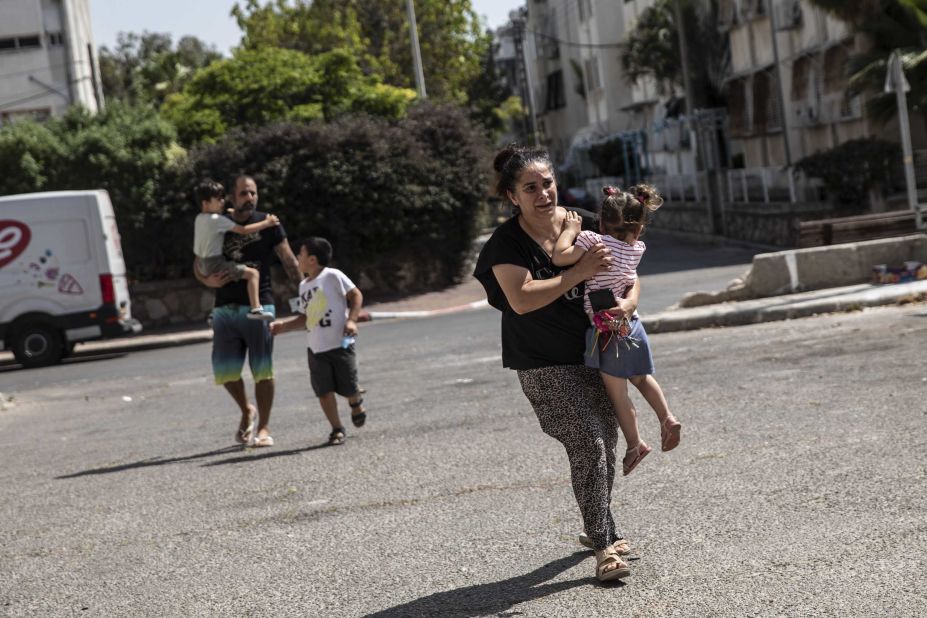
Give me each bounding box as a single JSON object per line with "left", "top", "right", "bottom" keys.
{"left": 0, "top": 0, "right": 103, "bottom": 123}
{"left": 720, "top": 0, "right": 877, "bottom": 198}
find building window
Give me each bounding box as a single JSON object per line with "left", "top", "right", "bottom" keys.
{"left": 752, "top": 70, "right": 782, "bottom": 133}
{"left": 729, "top": 79, "right": 749, "bottom": 135}
{"left": 0, "top": 34, "right": 43, "bottom": 51}
{"left": 545, "top": 70, "right": 566, "bottom": 111}
{"left": 791, "top": 55, "right": 810, "bottom": 102}
{"left": 47, "top": 32, "right": 64, "bottom": 46}
{"left": 584, "top": 56, "right": 602, "bottom": 93}
{"left": 578, "top": 0, "right": 593, "bottom": 22}
{"left": 823, "top": 42, "right": 851, "bottom": 93}
{"left": 1, "top": 108, "right": 52, "bottom": 124}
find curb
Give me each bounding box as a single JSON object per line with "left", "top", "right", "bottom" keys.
{"left": 367, "top": 299, "right": 488, "bottom": 320}
{"left": 645, "top": 280, "right": 927, "bottom": 333}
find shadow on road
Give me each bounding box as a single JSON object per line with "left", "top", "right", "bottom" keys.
{"left": 363, "top": 551, "right": 615, "bottom": 617}
{"left": 55, "top": 445, "right": 243, "bottom": 479}
{"left": 0, "top": 351, "right": 128, "bottom": 372}
{"left": 200, "top": 443, "right": 332, "bottom": 466}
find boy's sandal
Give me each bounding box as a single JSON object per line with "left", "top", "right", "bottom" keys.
{"left": 328, "top": 427, "right": 346, "bottom": 446}
{"left": 595, "top": 548, "right": 631, "bottom": 582}
{"left": 623, "top": 441, "right": 652, "bottom": 476}
{"left": 661, "top": 417, "right": 682, "bottom": 452}
{"left": 578, "top": 533, "right": 631, "bottom": 555}
{"left": 349, "top": 398, "right": 366, "bottom": 428}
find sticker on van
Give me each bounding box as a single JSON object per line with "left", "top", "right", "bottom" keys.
{"left": 0, "top": 220, "right": 31, "bottom": 269}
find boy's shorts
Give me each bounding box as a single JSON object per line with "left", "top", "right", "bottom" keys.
{"left": 211, "top": 304, "right": 275, "bottom": 384}
{"left": 196, "top": 255, "right": 246, "bottom": 282}
{"left": 306, "top": 345, "right": 359, "bottom": 397}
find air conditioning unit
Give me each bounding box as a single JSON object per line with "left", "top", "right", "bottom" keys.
{"left": 839, "top": 95, "right": 863, "bottom": 120}
{"left": 774, "top": 0, "right": 802, "bottom": 30}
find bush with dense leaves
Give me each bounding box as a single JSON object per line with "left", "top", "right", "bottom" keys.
{"left": 794, "top": 137, "right": 902, "bottom": 212}
{"left": 178, "top": 102, "right": 490, "bottom": 294}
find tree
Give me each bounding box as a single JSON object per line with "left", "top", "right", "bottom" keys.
{"left": 160, "top": 47, "right": 415, "bottom": 144}
{"left": 231, "top": 0, "right": 491, "bottom": 104}
{"left": 620, "top": 0, "right": 729, "bottom": 109}
{"left": 809, "top": 0, "right": 927, "bottom": 124}
{"left": 99, "top": 32, "right": 222, "bottom": 106}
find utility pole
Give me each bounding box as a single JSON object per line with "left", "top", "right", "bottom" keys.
{"left": 511, "top": 11, "right": 540, "bottom": 145}
{"left": 767, "top": 0, "right": 793, "bottom": 169}
{"left": 885, "top": 51, "right": 922, "bottom": 229}
{"left": 406, "top": 0, "right": 427, "bottom": 98}
{"left": 674, "top": 0, "right": 722, "bottom": 233}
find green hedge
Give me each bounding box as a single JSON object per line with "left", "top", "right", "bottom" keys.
{"left": 0, "top": 102, "right": 490, "bottom": 295}
{"left": 180, "top": 102, "right": 490, "bottom": 293}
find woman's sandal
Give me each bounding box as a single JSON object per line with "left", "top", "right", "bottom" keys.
{"left": 623, "top": 441, "right": 652, "bottom": 476}
{"left": 595, "top": 548, "right": 631, "bottom": 582}
{"left": 350, "top": 398, "right": 366, "bottom": 428}
{"left": 578, "top": 533, "right": 631, "bottom": 556}
{"left": 328, "top": 427, "right": 346, "bottom": 446}
{"left": 661, "top": 417, "right": 682, "bottom": 451}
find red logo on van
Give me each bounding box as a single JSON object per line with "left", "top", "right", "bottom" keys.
{"left": 0, "top": 220, "right": 31, "bottom": 270}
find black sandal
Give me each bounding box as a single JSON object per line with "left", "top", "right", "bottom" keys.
{"left": 328, "top": 427, "right": 346, "bottom": 446}
{"left": 350, "top": 398, "right": 366, "bottom": 428}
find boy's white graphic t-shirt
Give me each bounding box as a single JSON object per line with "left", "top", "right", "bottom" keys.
{"left": 297, "top": 267, "right": 356, "bottom": 353}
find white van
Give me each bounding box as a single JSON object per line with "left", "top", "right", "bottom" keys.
{"left": 0, "top": 190, "right": 142, "bottom": 367}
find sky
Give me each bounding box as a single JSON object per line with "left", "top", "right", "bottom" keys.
{"left": 89, "top": 0, "right": 525, "bottom": 54}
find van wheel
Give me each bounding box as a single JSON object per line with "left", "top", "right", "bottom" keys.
{"left": 12, "top": 323, "right": 64, "bottom": 368}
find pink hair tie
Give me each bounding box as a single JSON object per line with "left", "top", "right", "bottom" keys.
{"left": 604, "top": 186, "right": 617, "bottom": 196}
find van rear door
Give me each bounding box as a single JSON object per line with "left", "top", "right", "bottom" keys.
{"left": 94, "top": 192, "right": 133, "bottom": 320}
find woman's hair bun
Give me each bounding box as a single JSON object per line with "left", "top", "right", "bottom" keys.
{"left": 493, "top": 144, "right": 519, "bottom": 173}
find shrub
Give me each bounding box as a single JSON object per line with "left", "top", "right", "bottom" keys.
{"left": 794, "top": 138, "right": 902, "bottom": 213}
{"left": 176, "top": 101, "right": 490, "bottom": 294}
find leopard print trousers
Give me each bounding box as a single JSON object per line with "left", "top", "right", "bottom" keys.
{"left": 517, "top": 364, "right": 623, "bottom": 550}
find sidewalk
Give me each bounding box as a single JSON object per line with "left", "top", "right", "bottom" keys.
{"left": 3, "top": 275, "right": 925, "bottom": 362}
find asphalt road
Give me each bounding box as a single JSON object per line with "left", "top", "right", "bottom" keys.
{"left": 2, "top": 303, "right": 926, "bottom": 616}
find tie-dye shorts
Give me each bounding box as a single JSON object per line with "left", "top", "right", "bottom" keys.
{"left": 211, "top": 304, "right": 276, "bottom": 385}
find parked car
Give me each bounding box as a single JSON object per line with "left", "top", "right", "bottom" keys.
{"left": 560, "top": 186, "right": 596, "bottom": 212}
{"left": 0, "top": 190, "right": 142, "bottom": 367}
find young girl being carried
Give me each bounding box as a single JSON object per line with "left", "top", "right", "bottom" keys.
{"left": 553, "top": 184, "right": 682, "bottom": 476}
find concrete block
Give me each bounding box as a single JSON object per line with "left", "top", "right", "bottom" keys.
{"left": 796, "top": 244, "right": 859, "bottom": 290}
{"left": 745, "top": 252, "right": 791, "bottom": 297}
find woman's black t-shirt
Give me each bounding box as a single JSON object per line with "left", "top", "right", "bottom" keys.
{"left": 473, "top": 209, "right": 596, "bottom": 370}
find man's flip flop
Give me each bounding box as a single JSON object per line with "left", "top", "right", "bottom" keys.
{"left": 253, "top": 434, "right": 274, "bottom": 447}
{"left": 235, "top": 405, "right": 256, "bottom": 445}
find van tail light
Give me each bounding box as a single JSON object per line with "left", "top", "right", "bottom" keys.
{"left": 99, "top": 274, "right": 115, "bottom": 305}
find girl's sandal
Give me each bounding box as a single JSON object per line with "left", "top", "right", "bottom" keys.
{"left": 595, "top": 548, "right": 631, "bottom": 582}
{"left": 661, "top": 417, "right": 682, "bottom": 452}
{"left": 623, "top": 441, "right": 652, "bottom": 476}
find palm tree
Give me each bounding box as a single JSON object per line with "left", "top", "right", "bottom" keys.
{"left": 809, "top": 0, "right": 927, "bottom": 124}
{"left": 620, "top": 0, "right": 730, "bottom": 110}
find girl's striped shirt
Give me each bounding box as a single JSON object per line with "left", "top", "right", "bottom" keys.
{"left": 574, "top": 230, "right": 645, "bottom": 319}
